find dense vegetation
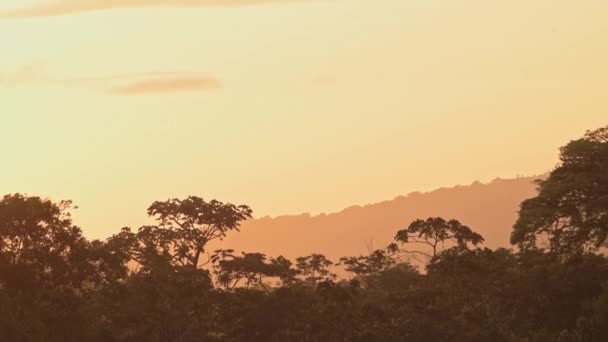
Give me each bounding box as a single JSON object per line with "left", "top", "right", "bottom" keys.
{"left": 1, "top": 126, "right": 607, "bottom": 341}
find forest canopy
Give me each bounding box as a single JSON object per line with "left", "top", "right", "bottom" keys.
{"left": 1, "top": 126, "right": 607, "bottom": 341}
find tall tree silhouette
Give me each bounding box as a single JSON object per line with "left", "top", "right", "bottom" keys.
{"left": 0, "top": 194, "right": 129, "bottom": 341}
{"left": 512, "top": 126, "right": 608, "bottom": 255}
{"left": 393, "top": 217, "right": 484, "bottom": 264}
{"left": 296, "top": 254, "right": 335, "bottom": 286}
{"left": 216, "top": 252, "right": 296, "bottom": 293}
{"left": 339, "top": 248, "right": 396, "bottom": 278}
{"left": 119, "top": 196, "right": 252, "bottom": 272}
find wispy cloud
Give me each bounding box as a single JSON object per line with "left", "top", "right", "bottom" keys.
{"left": 1, "top": 64, "right": 220, "bottom": 95}
{"left": 0, "top": 63, "right": 46, "bottom": 86}
{"left": 111, "top": 74, "right": 221, "bottom": 95}
{"left": 0, "top": 0, "right": 290, "bottom": 19}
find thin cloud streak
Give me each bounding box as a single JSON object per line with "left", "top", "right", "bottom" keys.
{"left": 0, "top": 0, "right": 291, "bottom": 19}
{"left": 1, "top": 64, "right": 220, "bottom": 94}
{"left": 111, "top": 75, "right": 221, "bottom": 95}
{"left": 51, "top": 71, "right": 208, "bottom": 84}
{"left": 0, "top": 63, "right": 46, "bottom": 86}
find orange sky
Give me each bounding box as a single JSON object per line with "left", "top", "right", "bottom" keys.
{"left": 1, "top": 0, "right": 606, "bottom": 239}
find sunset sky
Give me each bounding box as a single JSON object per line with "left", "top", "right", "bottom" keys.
{"left": 1, "top": 0, "right": 606, "bottom": 239}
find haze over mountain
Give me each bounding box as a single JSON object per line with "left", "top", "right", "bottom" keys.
{"left": 222, "top": 175, "right": 542, "bottom": 261}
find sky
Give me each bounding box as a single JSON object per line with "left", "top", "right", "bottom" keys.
{"left": 1, "top": 0, "right": 607, "bottom": 239}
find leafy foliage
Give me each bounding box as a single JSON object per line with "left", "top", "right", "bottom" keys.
{"left": 115, "top": 196, "right": 252, "bottom": 273}
{"left": 394, "top": 217, "right": 484, "bottom": 266}
{"left": 339, "top": 248, "right": 396, "bottom": 278}
{"left": 295, "top": 253, "right": 335, "bottom": 286}
{"left": 215, "top": 252, "right": 296, "bottom": 292}
{"left": 512, "top": 126, "right": 608, "bottom": 255}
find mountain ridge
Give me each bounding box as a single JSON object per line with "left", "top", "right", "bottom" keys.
{"left": 221, "top": 175, "right": 544, "bottom": 262}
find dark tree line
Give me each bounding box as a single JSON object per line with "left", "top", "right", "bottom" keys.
{"left": 1, "top": 126, "right": 607, "bottom": 341}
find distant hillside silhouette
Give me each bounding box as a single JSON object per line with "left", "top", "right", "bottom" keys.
{"left": 222, "top": 176, "right": 542, "bottom": 261}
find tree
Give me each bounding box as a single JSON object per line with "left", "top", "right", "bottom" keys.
{"left": 0, "top": 193, "right": 130, "bottom": 290}
{"left": 215, "top": 252, "right": 296, "bottom": 293}
{"left": 0, "top": 194, "right": 82, "bottom": 276}
{"left": 511, "top": 126, "right": 608, "bottom": 255}
{"left": 121, "top": 196, "right": 252, "bottom": 272}
{"left": 96, "top": 264, "right": 215, "bottom": 342}
{"left": 339, "top": 248, "right": 396, "bottom": 278}
{"left": 0, "top": 194, "right": 130, "bottom": 341}
{"left": 270, "top": 255, "right": 299, "bottom": 286}
{"left": 394, "top": 217, "right": 484, "bottom": 264}
{"left": 295, "top": 254, "right": 335, "bottom": 286}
